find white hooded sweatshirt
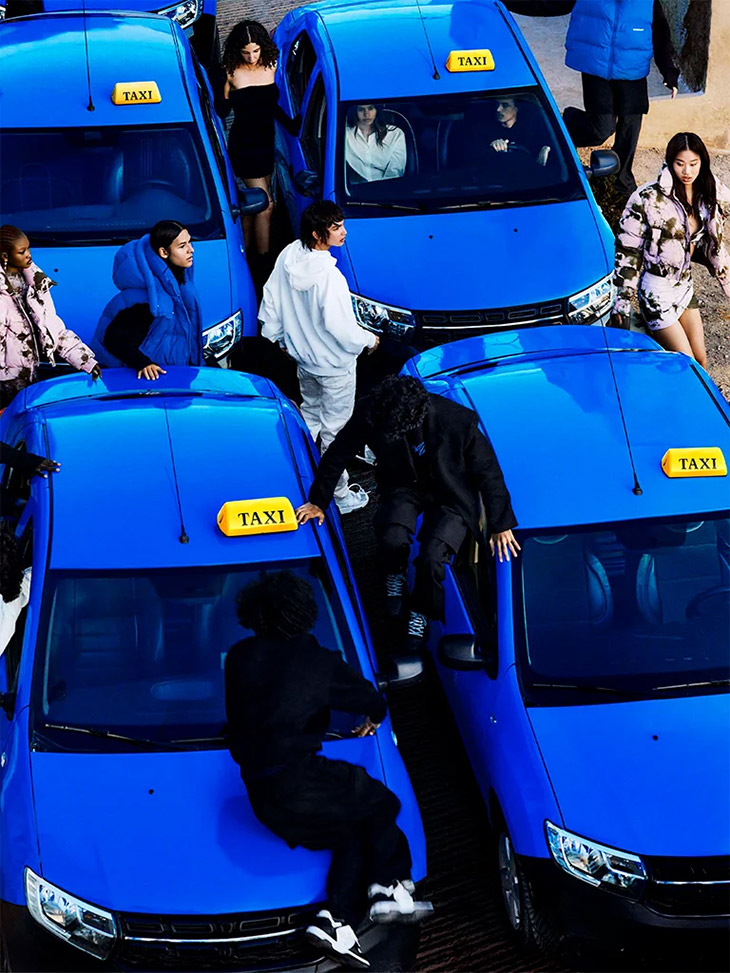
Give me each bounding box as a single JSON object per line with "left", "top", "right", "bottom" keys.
{"left": 259, "top": 241, "right": 376, "bottom": 376}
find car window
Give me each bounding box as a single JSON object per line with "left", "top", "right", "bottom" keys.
{"left": 3, "top": 519, "right": 33, "bottom": 697}
{"left": 192, "top": 57, "right": 235, "bottom": 209}
{"left": 1, "top": 126, "right": 223, "bottom": 244}
{"left": 337, "top": 89, "right": 582, "bottom": 216}
{"left": 301, "top": 75, "right": 327, "bottom": 179}
{"left": 286, "top": 31, "right": 317, "bottom": 115}
{"left": 1, "top": 439, "right": 31, "bottom": 518}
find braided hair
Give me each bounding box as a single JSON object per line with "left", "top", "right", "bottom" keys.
{"left": 223, "top": 20, "right": 279, "bottom": 74}
{"left": 236, "top": 571, "right": 318, "bottom": 639}
{"left": 0, "top": 225, "right": 26, "bottom": 269}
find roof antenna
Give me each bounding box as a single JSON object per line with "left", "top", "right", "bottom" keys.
{"left": 602, "top": 325, "right": 642, "bottom": 496}
{"left": 163, "top": 404, "right": 190, "bottom": 543}
{"left": 415, "top": 0, "right": 440, "bottom": 80}
{"left": 82, "top": 0, "right": 95, "bottom": 112}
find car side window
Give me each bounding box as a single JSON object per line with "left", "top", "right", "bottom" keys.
{"left": 286, "top": 31, "right": 317, "bottom": 115}
{"left": 301, "top": 75, "right": 327, "bottom": 179}
{"left": 3, "top": 519, "right": 33, "bottom": 697}
{"left": 454, "top": 534, "right": 498, "bottom": 662}
{"left": 192, "top": 57, "right": 233, "bottom": 203}
{"left": 1, "top": 438, "right": 31, "bottom": 518}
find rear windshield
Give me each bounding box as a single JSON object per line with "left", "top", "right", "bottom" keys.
{"left": 0, "top": 125, "right": 223, "bottom": 244}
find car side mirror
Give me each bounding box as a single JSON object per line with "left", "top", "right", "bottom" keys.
{"left": 584, "top": 149, "right": 619, "bottom": 180}
{"left": 236, "top": 187, "right": 270, "bottom": 216}
{"left": 438, "top": 634, "right": 483, "bottom": 671}
{"left": 293, "top": 168, "right": 322, "bottom": 198}
{"left": 377, "top": 655, "right": 424, "bottom": 691}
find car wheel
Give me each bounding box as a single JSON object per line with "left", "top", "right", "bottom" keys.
{"left": 497, "top": 829, "right": 561, "bottom": 955}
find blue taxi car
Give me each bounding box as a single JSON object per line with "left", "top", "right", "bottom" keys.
{"left": 0, "top": 369, "right": 427, "bottom": 971}
{"left": 0, "top": 13, "right": 264, "bottom": 364}
{"left": 274, "top": 0, "right": 617, "bottom": 349}
{"left": 403, "top": 327, "right": 730, "bottom": 956}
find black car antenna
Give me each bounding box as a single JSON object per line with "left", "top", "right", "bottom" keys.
{"left": 163, "top": 403, "right": 190, "bottom": 543}
{"left": 602, "top": 324, "right": 642, "bottom": 496}
{"left": 415, "top": 0, "right": 440, "bottom": 80}
{"left": 83, "top": 0, "right": 95, "bottom": 111}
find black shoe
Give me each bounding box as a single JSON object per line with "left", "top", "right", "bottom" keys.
{"left": 305, "top": 911, "right": 370, "bottom": 970}
{"left": 405, "top": 611, "right": 429, "bottom": 654}
{"left": 385, "top": 573, "right": 407, "bottom": 618}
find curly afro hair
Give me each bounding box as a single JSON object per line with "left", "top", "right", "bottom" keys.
{"left": 236, "top": 571, "right": 318, "bottom": 639}
{"left": 366, "top": 375, "right": 429, "bottom": 440}
{"left": 0, "top": 520, "right": 23, "bottom": 603}
{"left": 222, "top": 20, "right": 279, "bottom": 74}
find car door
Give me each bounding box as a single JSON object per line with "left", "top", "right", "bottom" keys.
{"left": 0, "top": 509, "right": 33, "bottom": 761}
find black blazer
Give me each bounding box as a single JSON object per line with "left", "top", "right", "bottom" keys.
{"left": 309, "top": 392, "right": 517, "bottom": 538}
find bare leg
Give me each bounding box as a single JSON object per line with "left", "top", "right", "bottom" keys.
{"left": 244, "top": 175, "right": 274, "bottom": 255}
{"left": 651, "top": 321, "right": 694, "bottom": 358}
{"left": 678, "top": 306, "right": 707, "bottom": 369}
{"left": 242, "top": 214, "right": 254, "bottom": 252}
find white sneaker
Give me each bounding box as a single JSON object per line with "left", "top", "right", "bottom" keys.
{"left": 335, "top": 484, "right": 369, "bottom": 515}
{"left": 367, "top": 881, "right": 434, "bottom": 925}
{"left": 355, "top": 445, "right": 377, "bottom": 466}
{"left": 305, "top": 910, "right": 370, "bottom": 969}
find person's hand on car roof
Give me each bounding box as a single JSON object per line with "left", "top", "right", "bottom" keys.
{"left": 295, "top": 502, "right": 326, "bottom": 525}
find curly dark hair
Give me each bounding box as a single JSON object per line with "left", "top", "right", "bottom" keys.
{"left": 0, "top": 520, "right": 23, "bottom": 602}
{"left": 367, "top": 375, "right": 429, "bottom": 440}
{"left": 236, "top": 571, "right": 318, "bottom": 639}
{"left": 223, "top": 20, "right": 279, "bottom": 74}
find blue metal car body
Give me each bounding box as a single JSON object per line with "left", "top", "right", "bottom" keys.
{"left": 0, "top": 13, "right": 254, "bottom": 363}
{"left": 402, "top": 327, "right": 730, "bottom": 949}
{"left": 0, "top": 369, "right": 426, "bottom": 971}
{"left": 273, "top": 0, "right": 615, "bottom": 349}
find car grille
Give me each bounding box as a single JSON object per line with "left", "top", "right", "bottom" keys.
{"left": 116, "top": 906, "right": 321, "bottom": 971}
{"left": 413, "top": 299, "right": 567, "bottom": 347}
{"left": 643, "top": 855, "right": 730, "bottom": 918}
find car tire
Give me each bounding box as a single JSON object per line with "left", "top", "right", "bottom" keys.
{"left": 497, "top": 828, "right": 561, "bottom": 955}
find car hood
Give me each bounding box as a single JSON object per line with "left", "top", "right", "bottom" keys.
{"left": 528, "top": 693, "right": 730, "bottom": 857}
{"left": 341, "top": 199, "right": 610, "bottom": 311}
{"left": 31, "top": 740, "right": 383, "bottom": 914}
{"left": 34, "top": 240, "right": 232, "bottom": 347}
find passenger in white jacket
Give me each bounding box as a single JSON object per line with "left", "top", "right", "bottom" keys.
{"left": 260, "top": 201, "right": 379, "bottom": 514}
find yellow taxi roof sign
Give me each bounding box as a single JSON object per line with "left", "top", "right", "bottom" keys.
{"left": 111, "top": 82, "right": 162, "bottom": 105}
{"left": 446, "top": 50, "right": 495, "bottom": 73}
{"left": 661, "top": 447, "right": 727, "bottom": 478}
{"left": 217, "top": 497, "right": 298, "bottom": 537}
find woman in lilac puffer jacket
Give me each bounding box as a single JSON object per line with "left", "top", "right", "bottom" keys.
{"left": 0, "top": 225, "right": 101, "bottom": 408}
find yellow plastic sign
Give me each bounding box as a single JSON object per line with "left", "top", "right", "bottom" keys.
{"left": 111, "top": 82, "right": 162, "bottom": 105}
{"left": 217, "top": 497, "right": 298, "bottom": 537}
{"left": 661, "top": 447, "right": 727, "bottom": 478}
{"left": 445, "top": 49, "right": 495, "bottom": 72}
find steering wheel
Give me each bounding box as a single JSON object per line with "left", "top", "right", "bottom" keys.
{"left": 504, "top": 143, "right": 533, "bottom": 156}
{"left": 686, "top": 585, "right": 730, "bottom": 621}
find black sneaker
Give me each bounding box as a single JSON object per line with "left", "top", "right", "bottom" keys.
{"left": 305, "top": 910, "right": 370, "bottom": 969}
{"left": 385, "top": 573, "right": 407, "bottom": 618}
{"left": 405, "top": 611, "right": 429, "bottom": 654}
{"left": 367, "top": 881, "right": 434, "bottom": 925}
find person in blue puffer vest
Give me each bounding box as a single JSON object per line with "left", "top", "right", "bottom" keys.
{"left": 505, "top": 0, "right": 679, "bottom": 196}
{"left": 93, "top": 221, "right": 204, "bottom": 380}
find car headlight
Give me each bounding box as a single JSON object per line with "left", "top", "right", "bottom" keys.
{"left": 567, "top": 275, "right": 614, "bottom": 324}
{"left": 157, "top": 0, "right": 199, "bottom": 28}
{"left": 351, "top": 293, "right": 416, "bottom": 339}
{"left": 203, "top": 310, "right": 243, "bottom": 361}
{"left": 25, "top": 868, "right": 117, "bottom": 959}
{"left": 546, "top": 821, "right": 647, "bottom": 897}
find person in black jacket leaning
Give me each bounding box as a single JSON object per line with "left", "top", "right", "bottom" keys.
{"left": 225, "top": 571, "right": 432, "bottom": 970}
{"left": 295, "top": 376, "right": 519, "bottom": 652}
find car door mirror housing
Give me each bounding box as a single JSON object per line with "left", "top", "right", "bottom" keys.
{"left": 237, "top": 187, "right": 270, "bottom": 215}
{"left": 293, "top": 168, "right": 322, "bottom": 198}
{"left": 377, "top": 655, "right": 424, "bottom": 691}
{"left": 584, "top": 149, "right": 619, "bottom": 180}
{"left": 438, "top": 634, "right": 483, "bottom": 671}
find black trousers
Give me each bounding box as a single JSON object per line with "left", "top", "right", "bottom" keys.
{"left": 246, "top": 755, "right": 412, "bottom": 927}
{"left": 376, "top": 487, "right": 467, "bottom": 620}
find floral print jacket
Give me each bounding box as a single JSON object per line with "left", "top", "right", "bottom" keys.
{"left": 0, "top": 262, "right": 98, "bottom": 385}
{"left": 613, "top": 164, "right": 730, "bottom": 317}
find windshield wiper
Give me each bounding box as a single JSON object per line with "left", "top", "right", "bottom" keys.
{"left": 346, "top": 201, "right": 423, "bottom": 213}
{"left": 37, "top": 722, "right": 188, "bottom": 750}
{"left": 651, "top": 679, "right": 730, "bottom": 691}
{"left": 532, "top": 682, "right": 630, "bottom": 694}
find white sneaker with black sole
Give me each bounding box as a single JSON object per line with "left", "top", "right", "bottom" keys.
{"left": 305, "top": 910, "right": 370, "bottom": 969}
{"left": 367, "top": 881, "right": 434, "bottom": 925}
{"left": 335, "top": 484, "right": 369, "bottom": 515}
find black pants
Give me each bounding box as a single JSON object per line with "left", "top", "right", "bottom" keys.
{"left": 376, "top": 488, "right": 467, "bottom": 620}
{"left": 247, "top": 755, "right": 412, "bottom": 927}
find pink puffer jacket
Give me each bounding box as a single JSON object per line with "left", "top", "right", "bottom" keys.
{"left": 0, "top": 263, "right": 97, "bottom": 385}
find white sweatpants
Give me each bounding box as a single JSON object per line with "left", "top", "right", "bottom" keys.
{"left": 298, "top": 365, "right": 357, "bottom": 502}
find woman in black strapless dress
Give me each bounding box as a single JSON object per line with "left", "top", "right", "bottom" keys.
{"left": 222, "top": 21, "right": 280, "bottom": 259}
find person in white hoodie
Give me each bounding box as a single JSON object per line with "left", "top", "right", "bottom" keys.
{"left": 260, "top": 201, "right": 379, "bottom": 514}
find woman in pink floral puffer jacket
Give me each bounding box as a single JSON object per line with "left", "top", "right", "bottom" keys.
{"left": 612, "top": 132, "right": 730, "bottom": 369}
{"left": 0, "top": 225, "right": 101, "bottom": 408}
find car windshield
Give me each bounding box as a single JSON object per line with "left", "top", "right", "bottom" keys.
{"left": 337, "top": 88, "right": 582, "bottom": 215}
{"left": 0, "top": 125, "right": 222, "bottom": 244}
{"left": 516, "top": 513, "right": 730, "bottom": 698}
{"left": 31, "top": 560, "right": 362, "bottom": 751}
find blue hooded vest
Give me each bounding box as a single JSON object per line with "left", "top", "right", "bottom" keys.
{"left": 565, "top": 0, "right": 654, "bottom": 82}
{"left": 93, "top": 235, "right": 203, "bottom": 367}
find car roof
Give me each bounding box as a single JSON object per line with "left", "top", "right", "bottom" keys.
{"left": 309, "top": 0, "right": 535, "bottom": 100}
{"left": 0, "top": 12, "right": 194, "bottom": 128}
{"left": 19, "top": 369, "right": 320, "bottom": 570}
{"left": 406, "top": 326, "right": 730, "bottom": 530}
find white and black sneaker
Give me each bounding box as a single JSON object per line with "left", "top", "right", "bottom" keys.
{"left": 367, "top": 882, "right": 434, "bottom": 925}
{"left": 385, "top": 573, "right": 407, "bottom": 618}
{"left": 355, "top": 445, "right": 377, "bottom": 466}
{"left": 405, "top": 611, "right": 429, "bottom": 655}
{"left": 305, "top": 910, "right": 370, "bottom": 969}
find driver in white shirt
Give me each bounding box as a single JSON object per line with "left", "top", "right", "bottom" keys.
{"left": 345, "top": 104, "right": 407, "bottom": 183}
